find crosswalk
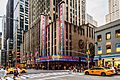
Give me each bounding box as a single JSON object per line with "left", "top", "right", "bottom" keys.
{"left": 23, "top": 72, "right": 71, "bottom": 79}
{"left": 2, "top": 72, "right": 84, "bottom": 80}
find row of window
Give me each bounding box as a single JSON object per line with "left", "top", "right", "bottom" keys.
{"left": 97, "top": 29, "right": 120, "bottom": 42}
{"left": 98, "top": 43, "right": 120, "bottom": 54}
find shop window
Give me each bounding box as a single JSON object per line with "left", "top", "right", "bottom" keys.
{"left": 106, "top": 32, "right": 111, "bottom": 40}
{"left": 97, "top": 35, "right": 102, "bottom": 42}
{"left": 106, "top": 43, "right": 111, "bottom": 53}
{"left": 115, "top": 29, "right": 120, "bottom": 38}
{"left": 116, "top": 43, "right": 120, "bottom": 52}
{"left": 98, "top": 46, "right": 102, "bottom": 54}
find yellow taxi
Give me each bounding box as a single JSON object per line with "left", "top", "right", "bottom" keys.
{"left": 7, "top": 68, "right": 14, "bottom": 74}
{"left": 84, "top": 67, "right": 114, "bottom": 76}
{"left": 20, "top": 68, "right": 27, "bottom": 73}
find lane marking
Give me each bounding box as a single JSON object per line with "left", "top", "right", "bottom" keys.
{"left": 36, "top": 74, "right": 74, "bottom": 80}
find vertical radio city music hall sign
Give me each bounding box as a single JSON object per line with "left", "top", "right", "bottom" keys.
{"left": 59, "top": 3, "right": 64, "bottom": 55}
{"left": 41, "top": 15, "right": 46, "bottom": 55}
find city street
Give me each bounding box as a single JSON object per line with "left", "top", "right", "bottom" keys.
{"left": 0, "top": 0, "right": 120, "bottom": 80}
{"left": 6, "top": 69, "right": 120, "bottom": 80}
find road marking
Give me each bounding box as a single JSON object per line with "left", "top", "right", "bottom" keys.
{"left": 36, "top": 74, "right": 74, "bottom": 80}
{"left": 23, "top": 72, "right": 70, "bottom": 79}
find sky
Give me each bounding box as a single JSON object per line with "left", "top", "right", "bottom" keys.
{"left": 86, "top": 0, "right": 108, "bottom": 26}
{"left": 0, "top": 0, "right": 8, "bottom": 32}
{"left": 0, "top": 0, "right": 108, "bottom": 32}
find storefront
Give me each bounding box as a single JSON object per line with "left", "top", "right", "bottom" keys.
{"left": 36, "top": 56, "right": 87, "bottom": 70}
{"left": 94, "top": 54, "right": 120, "bottom": 68}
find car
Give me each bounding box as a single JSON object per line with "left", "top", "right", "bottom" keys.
{"left": 7, "top": 68, "right": 14, "bottom": 74}
{"left": 104, "top": 67, "right": 118, "bottom": 74}
{"left": 20, "top": 68, "right": 27, "bottom": 73}
{"left": 84, "top": 67, "right": 114, "bottom": 76}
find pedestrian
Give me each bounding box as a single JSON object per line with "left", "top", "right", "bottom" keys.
{"left": 17, "top": 67, "right": 21, "bottom": 74}
{"left": 14, "top": 69, "right": 19, "bottom": 78}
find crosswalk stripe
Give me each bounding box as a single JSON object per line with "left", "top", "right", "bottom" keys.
{"left": 23, "top": 72, "right": 70, "bottom": 79}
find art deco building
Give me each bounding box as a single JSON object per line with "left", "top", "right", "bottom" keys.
{"left": 27, "top": 0, "right": 96, "bottom": 69}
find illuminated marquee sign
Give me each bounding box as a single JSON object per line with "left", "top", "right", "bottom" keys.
{"left": 36, "top": 56, "right": 79, "bottom": 62}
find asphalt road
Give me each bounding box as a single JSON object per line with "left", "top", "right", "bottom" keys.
{"left": 26, "top": 70, "right": 120, "bottom": 80}
{"left": 6, "top": 70, "right": 120, "bottom": 80}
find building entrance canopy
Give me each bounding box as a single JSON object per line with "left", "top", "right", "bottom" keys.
{"left": 36, "top": 56, "right": 87, "bottom": 62}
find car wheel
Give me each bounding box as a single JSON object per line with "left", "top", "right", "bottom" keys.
{"left": 22, "top": 71, "right": 25, "bottom": 73}
{"left": 10, "top": 71, "right": 13, "bottom": 74}
{"left": 85, "top": 71, "right": 89, "bottom": 75}
{"left": 101, "top": 72, "right": 106, "bottom": 76}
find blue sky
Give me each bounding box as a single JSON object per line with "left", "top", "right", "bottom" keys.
{"left": 0, "top": 0, "right": 108, "bottom": 32}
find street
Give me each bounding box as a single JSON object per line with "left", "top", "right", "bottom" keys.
{"left": 6, "top": 69, "right": 120, "bottom": 80}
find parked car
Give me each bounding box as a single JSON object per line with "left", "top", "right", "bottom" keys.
{"left": 84, "top": 67, "right": 114, "bottom": 76}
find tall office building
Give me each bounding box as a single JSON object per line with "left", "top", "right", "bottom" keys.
{"left": 106, "top": 0, "right": 120, "bottom": 23}
{"left": 6, "top": 0, "right": 14, "bottom": 40}
{"left": 27, "top": 0, "right": 95, "bottom": 69}
{"left": 0, "top": 33, "right": 2, "bottom": 50}
{"left": 0, "top": 32, "right": 2, "bottom": 65}
{"left": 13, "top": 0, "right": 29, "bottom": 64}
{"left": 2, "top": 15, "right": 6, "bottom": 50}
{"left": 85, "top": 13, "right": 97, "bottom": 27}
{"left": 1, "top": 15, "right": 7, "bottom": 67}
{"left": 3, "top": 0, "right": 14, "bottom": 66}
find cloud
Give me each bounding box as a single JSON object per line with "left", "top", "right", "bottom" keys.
{"left": 86, "top": 0, "right": 108, "bottom": 26}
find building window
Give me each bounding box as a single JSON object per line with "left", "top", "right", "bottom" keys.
{"left": 116, "top": 43, "right": 120, "bottom": 52}
{"left": 87, "top": 27, "right": 88, "bottom": 37}
{"left": 92, "top": 28, "right": 94, "bottom": 39}
{"left": 106, "top": 42, "right": 111, "bottom": 53}
{"left": 98, "top": 46, "right": 102, "bottom": 54}
{"left": 115, "top": 29, "right": 120, "bottom": 38}
{"left": 53, "top": 0, "right": 55, "bottom": 6}
{"left": 66, "top": 0, "right": 68, "bottom": 4}
{"left": 89, "top": 27, "right": 91, "bottom": 38}
{"left": 106, "top": 32, "right": 111, "bottom": 40}
{"left": 74, "top": 25, "right": 76, "bottom": 32}
{"left": 70, "top": 0, "right": 72, "bottom": 7}
{"left": 97, "top": 35, "right": 102, "bottom": 42}
{"left": 66, "top": 47, "right": 68, "bottom": 56}
{"left": 55, "top": 46, "right": 56, "bottom": 55}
